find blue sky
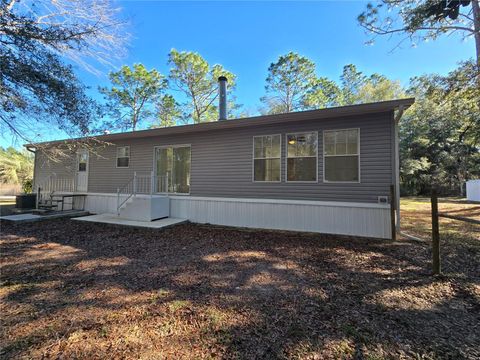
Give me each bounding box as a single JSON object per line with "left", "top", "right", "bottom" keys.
{"left": 3, "top": 1, "right": 475, "bottom": 148}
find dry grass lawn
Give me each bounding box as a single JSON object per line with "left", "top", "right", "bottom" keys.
{"left": 0, "top": 198, "right": 479, "bottom": 359}
{"left": 401, "top": 197, "right": 479, "bottom": 242}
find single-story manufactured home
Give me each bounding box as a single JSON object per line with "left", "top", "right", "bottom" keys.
{"left": 27, "top": 83, "right": 414, "bottom": 239}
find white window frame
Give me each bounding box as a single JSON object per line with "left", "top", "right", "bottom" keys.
{"left": 252, "top": 134, "right": 282, "bottom": 183}
{"left": 323, "top": 128, "right": 361, "bottom": 183}
{"left": 116, "top": 146, "right": 130, "bottom": 168}
{"left": 285, "top": 131, "right": 318, "bottom": 183}
{"left": 152, "top": 144, "right": 192, "bottom": 195}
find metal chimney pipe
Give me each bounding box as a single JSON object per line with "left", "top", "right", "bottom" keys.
{"left": 218, "top": 76, "right": 227, "bottom": 120}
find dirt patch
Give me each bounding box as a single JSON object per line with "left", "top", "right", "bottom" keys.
{"left": 1, "top": 203, "right": 479, "bottom": 359}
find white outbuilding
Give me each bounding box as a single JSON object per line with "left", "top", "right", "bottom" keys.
{"left": 466, "top": 180, "right": 480, "bottom": 202}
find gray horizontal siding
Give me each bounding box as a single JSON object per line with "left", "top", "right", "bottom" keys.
{"left": 34, "top": 111, "right": 394, "bottom": 203}
{"left": 34, "top": 151, "right": 76, "bottom": 189}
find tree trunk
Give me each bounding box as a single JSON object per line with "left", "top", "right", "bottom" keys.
{"left": 132, "top": 112, "right": 137, "bottom": 131}
{"left": 473, "top": 0, "right": 480, "bottom": 67}
{"left": 431, "top": 189, "right": 441, "bottom": 275}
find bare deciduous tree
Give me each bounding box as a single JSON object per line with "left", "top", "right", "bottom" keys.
{"left": 1, "top": 0, "right": 128, "bottom": 72}
{"left": 0, "top": 0, "right": 129, "bottom": 153}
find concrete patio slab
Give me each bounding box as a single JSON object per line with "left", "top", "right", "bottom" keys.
{"left": 1, "top": 213, "right": 42, "bottom": 221}
{"left": 0, "top": 210, "right": 90, "bottom": 223}
{"left": 72, "top": 214, "right": 188, "bottom": 229}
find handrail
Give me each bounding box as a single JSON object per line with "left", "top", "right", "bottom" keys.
{"left": 116, "top": 171, "right": 169, "bottom": 215}
{"left": 116, "top": 174, "right": 135, "bottom": 215}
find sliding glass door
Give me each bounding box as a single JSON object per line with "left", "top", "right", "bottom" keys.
{"left": 155, "top": 146, "right": 191, "bottom": 194}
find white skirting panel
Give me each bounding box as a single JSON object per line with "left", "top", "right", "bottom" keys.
{"left": 84, "top": 193, "right": 159, "bottom": 215}
{"left": 84, "top": 193, "right": 118, "bottom": 214}
{"left": 82, "top": 193, "right": 392, "bottom": 239}
{"left": 169, "top": 196, "right": 392, "bottom": 239}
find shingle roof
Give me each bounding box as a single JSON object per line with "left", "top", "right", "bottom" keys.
{"left": 28, "top": 98, "right": 414, "bottom": 147}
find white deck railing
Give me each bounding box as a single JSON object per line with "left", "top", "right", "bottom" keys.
{"left": 116, "top": 172, "right": 168, "bottom": 215}
{"left": 36, "top": 174, "right": 76, "bottom": 209}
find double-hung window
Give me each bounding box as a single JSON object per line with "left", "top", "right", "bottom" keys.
{"left": 253, "top": 135, "right": 281, "bottom": 182}
{"left": 116, "top": 146, "right": 130, "bottom": 168}
{"left": 324, "top": 129, "right": 360, "bottom": 182}
{"left": 286, "top": 132, "right": 317, "bottom": 182}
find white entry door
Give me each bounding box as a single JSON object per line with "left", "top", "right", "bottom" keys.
{"left": 76, "top": 149, "right": 89, "bottom": 192}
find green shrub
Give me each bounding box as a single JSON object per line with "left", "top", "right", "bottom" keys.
{"left": 22, "top": 179, "right": 33, "bottom": 194}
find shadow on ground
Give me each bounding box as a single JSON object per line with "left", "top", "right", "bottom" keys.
{"left": 1, "top": 219, "right": 479, "bottom": 359}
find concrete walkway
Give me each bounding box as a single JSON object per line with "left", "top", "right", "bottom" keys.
{"left": 73, "top": 214, "right": 188, "bottom": 229}
{"left": 0, "top": 210, "right": 89, "bottom": 223}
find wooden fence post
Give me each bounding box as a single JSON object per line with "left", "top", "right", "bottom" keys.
{"left": 36, "top": 186, "right": 41, "bottom": 210}
{"left": 390, "top": 185, "right": 396, "bottom": 241}
{"left": 431, "top": 189, "right": 441, "bottom": 275}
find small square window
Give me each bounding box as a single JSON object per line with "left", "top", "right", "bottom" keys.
{"left": 117, "top": 146, "right": 130, "bottom": 168}
{"left": 77, "top": 152, "right": 88, "bottom": 172}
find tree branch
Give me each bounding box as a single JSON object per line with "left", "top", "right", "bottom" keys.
{"left": 361, "top": 23, "right": 476, "bottom": 36}
{"left": 6, "top": 0, "right": 17, "bottom": 12}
